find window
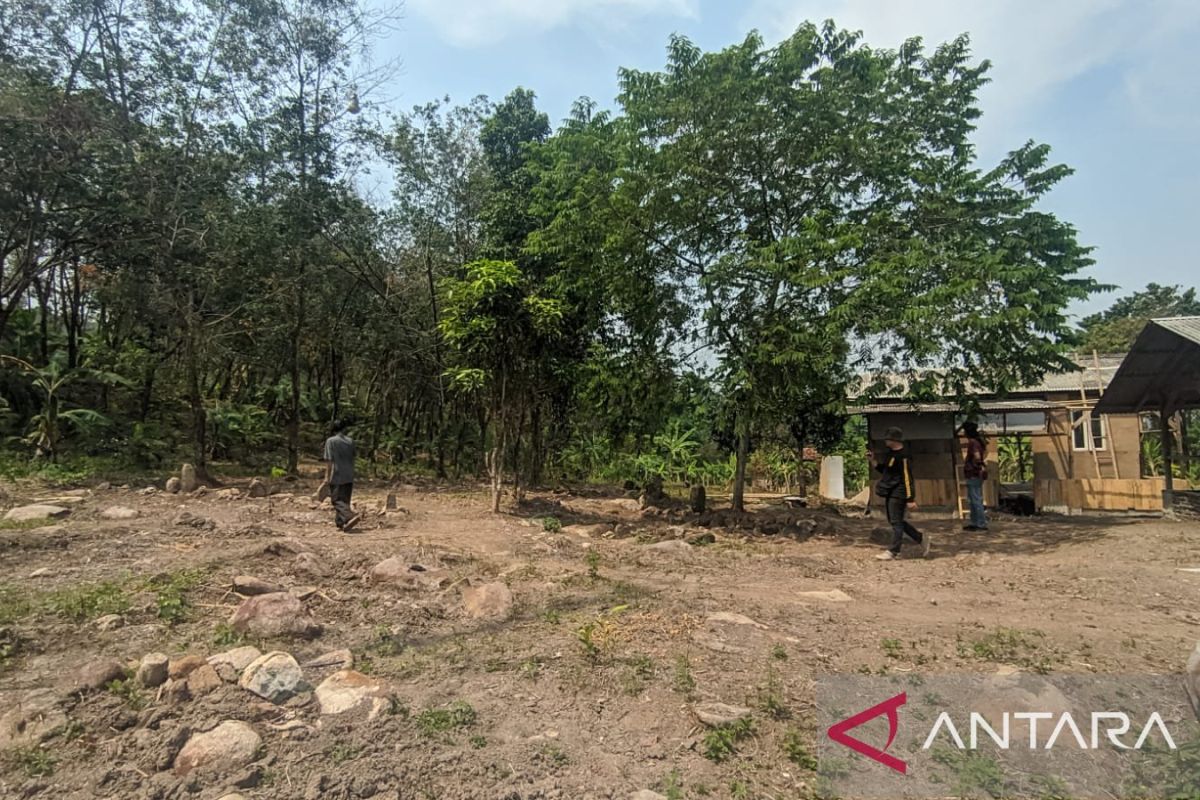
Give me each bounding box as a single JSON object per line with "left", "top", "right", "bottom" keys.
{"left": 1071, "top": 410, "right": 1106, "bottom": 451}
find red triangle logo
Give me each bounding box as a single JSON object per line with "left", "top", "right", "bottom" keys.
{"left": 827, "top": 692, "right": 907, "bottom": 774}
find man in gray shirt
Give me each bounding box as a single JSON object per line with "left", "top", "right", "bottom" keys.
{"left": 322, "top": 419, "right": 361, "bottom": 531}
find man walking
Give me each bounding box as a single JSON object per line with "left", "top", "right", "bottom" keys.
{"left": 870, "top": 427, "right": 930, "bottom": 560}
{"left": 321, "top": 418, "right": 361, "bottom": 532}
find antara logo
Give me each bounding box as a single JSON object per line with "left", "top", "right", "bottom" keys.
{"left": 827, "top": 692, "right": 908, "bottom": 774}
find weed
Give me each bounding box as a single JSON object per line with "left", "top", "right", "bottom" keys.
{"left": 8, "top": 746, "right": 55, "bottom": 777}
{"left": 931, "top": 747, "right": 1008, "bottom": 797}
{"left": 61, "top": 719, "right": 86, "bottom": 742}
{"left": 519, "top": 657, "right": 542, "bottom": 681}
{"left": 541, "top": 516, "right": 562, "bottom": 532}
{"left": 702, "top": 718, "right": 753, "bottom": 762}
{"left": 0, "top": 517, "right": 57, "bottom": 531}
{"left": 660, "top": 769, "right": 684, "bottom": 800}
{"left": 729, "top": 779, "right": 750, "bottom": 799}
{"left": 212, "top": 623, "right": 245, "bottom": 647}
{"left": 0, "top": 585, "right": 32, "bottom": 625}
{"left": 537, "top": 743, "right": 569, "bottom": 768}
{"left": 673, "top": 654, "right": 696, "bottom": 698}
{"left": 106, "top": 677, "right": 145, "bottom": 710}
{"left": 469, "top": 735, "right": 488, "bottom": 749}
{"left": 387, "top": 696, "right": 409, "bottom": 717}
{"left": 371, "top": 625, "right": 405, "bottom": 657}
{"left": 783, "top": 729, "right": 817, "bottom": 770}
{"left": 0, "top": 625, "right": 21, "bottom": 671}
{"left": 541, "top": 608, "right": 561, "bottom": 624}
{"left": 880, "top": 638, "right": 903, "bottom": 659}
{"left": 585, "top": 549, "right": 601, "bottom": 578}
{"left": 327, "top": 744, "right": 361, "bottom": 765}
{"left": 771, "top": 643, "right": 788, "bottom": 660}
{"left": 621, "top": 653, "right": 655, "bottom": 696}
{"left": 959, "top": 627, "right": 1059, "bottom": 673}
{"left": 415, "top": 701, "right": 477, "bottom": 735}
{"left": 44, "top": 581, "right": 129, "bottom": 622}
{"left": 146, "top": 569, "right": 207, "bottom": 625}
{"left": 576, "top": 621, "right": 602, "bottom": 662}
{"left": 754, "top": 666, "right": 788, "bottom": 720}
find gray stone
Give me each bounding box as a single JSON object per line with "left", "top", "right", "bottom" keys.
{"left": 61, "top": 658, "right": 125, "bottom": 694}
{"left": 137, "top": 652, "right": 170, "bottom": 688}
{"left": 215, "top": 488, "right": 241, "bottom": 500}
{"left": 186, "top": 664, "right": 223, "bottom": 696}
{"left": 173, "top": 720, "right": 261, "bottom": 777}
{"left": 208, "top": 646, "right": 263, "bottom": 673}
{"left": 248, "top": 478, "right": 268, "bottom": 498}
{"left": 229, "top": 592, "right": 322, "bottom": 639}
{"left": 94, "top": 614, "right": 124, "bottom": 631}
{"left": 99, "top": 505, "right": 139, "bottom": 520}
{"left": 240, "top": 651, "right": 306, "bottom": 703}
{"left": 693, "top": 702, "right": 753, "bottom": 727}
{"left": 303, "top": 649, "right": 353, "bottom": 670}
{"left": 314, "top": 669, "right": 389, "bottom": 719}
{"left": 232, "top": 575, "right": 284, "bottom": 596}
{"left": 0, "top": 689, "right": 66, "bottom": 748}
{"left": 646, "top": 539, "right": 692, "bottom": 553}
{"left": 4, "top": 504, "right": 70, "bottom": 522}
{"left": 562, "top": 523, "right": 613, "bottom": 538}
{"left": 173, "top": 511, "right": 215, "bottom": 530}
{"left": 796, "top": 589, "right": 852, "bottom": 603}
{"left": 367, "top": 557, "right": 447, "bottom": 590}
{"left": 165, "top": 476, "right": 181, "bottom": 493}
{"left": 180, "top": 464, "right": 198, "bottom": 493}
{"left": 461, "top": 582, "right": 514, "bottom": 620}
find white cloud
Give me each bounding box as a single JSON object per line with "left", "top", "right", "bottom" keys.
{"left": 409, "top": 0, "right": 698, "bottom": 47}
{"left": 739, "top": 0, "right": 1200, "bottom": 156}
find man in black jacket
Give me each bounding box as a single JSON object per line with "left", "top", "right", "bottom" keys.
{"left": 870, "top": 427, "right": 930, "bottom": 560}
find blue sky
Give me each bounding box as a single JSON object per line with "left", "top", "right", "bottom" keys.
{"left": 366, "top": 0, "right": 1200, "bottom": 317}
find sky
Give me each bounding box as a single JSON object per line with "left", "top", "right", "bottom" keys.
{"left": 365, "top": 0, "right": 1200, "bottom": 318}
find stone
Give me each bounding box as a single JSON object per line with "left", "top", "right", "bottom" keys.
{"left": 173, "top": 511, "right": 215, "bottom": 530}
{"left": 248, "top": 478, "right": 268, "bottom": 498}
{"left": 796, "top": 589, "right": 853, "bottom": 603}
{"left": 180, "top": 464, "right": 198, "bottom": 493}
{"left": 173, "top": 720, "right": 261, "bottom": 777}
{"left": 165, "top": 477, "right": 181, "bottom": 493}
{"left": 562, "top": 523, "right": 613, "bottom": 538}
{"left": 367, "top": 557, "right": 447, "bottom": 590}
{"left": 61, "top": 658, "right": 125, "bottom": 694}
{"left": 461, "top": 582, "right": 514, "bottom": 620}
{"left": 240, "top": 651, "right": 306, "bottom": 703}
{"left": 137, "top": 653, "right": 170, "bottom": 688}
{"left": 0, "top": 689, "right": 66, "bottom": 749}
{"left": 293, "top": 552, "right": 328, "bottom": 577}
{"left": 168, "top": 654, "right": 206, "bottom": 680}
{"left": 186, "top": 664, "right": 222, "bottom": 696}
{"left": 693, "top": 702, "right": 753, "bottom": 728}
{"left": 686, "top": 531, "right": 716, "bottom": 546}
{"left": 99, "top": 505, "right": 139, "bottom": 520}
{"left": 314, "top": 669, "right": 390, "bottom": 719}
{"left": 706, "top": 612, "right": 767, "bottom": 629}
{"left": 303, "top": 649, "right": 353, "bottom": 670}
{"left": 213, "top": 662, "right": 238, "bottom": 683}
{"left": 689, "top": 484, "right": 706, "bottom": 514}
{"left": 631, "top": 792, "right": 668, "bottom": 800}
{"left": 646, "top": 539, "right": 692, "bottom": 553}
{"left": 232, "top": 575, "right": 284, "bottom": 596}
{"left": 216, "top": 488, "right": 242, "bottom": 500}
{"left": 4, "top": 504, "right": 70, "bottom": 522}
{"left": 164, "top": 678, "right": 191, "bottom": 704}
{"left": 94, "top": 614, "right": 124, "bottom": 631}
{"left": 28, "top": 567, "right": 52, "bottom": 578}
{"left": 229, "top": 592, "right": 322, "bottom": 639}
{"left": 208, "top": 646, "right": 263, "bottom": 673}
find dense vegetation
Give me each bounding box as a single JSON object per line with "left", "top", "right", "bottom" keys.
{"left": 0, "top": 1, "right": 1121, "bottom": 508}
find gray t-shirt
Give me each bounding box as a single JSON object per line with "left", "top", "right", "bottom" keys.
{"left": 323, "top": 433, "right": 355, "bottom": 485}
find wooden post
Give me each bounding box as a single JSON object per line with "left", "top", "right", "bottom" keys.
{"left": 1162, "top": 404, "right": 1175, "bottom": 511}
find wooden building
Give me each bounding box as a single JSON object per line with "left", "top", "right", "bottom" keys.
{"left": 852, "top": 355, "right": 1165, "bottom": 515}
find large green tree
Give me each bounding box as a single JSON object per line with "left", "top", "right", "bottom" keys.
{"left": 1079, "top": 283, "right": 1200, "bottom": 353}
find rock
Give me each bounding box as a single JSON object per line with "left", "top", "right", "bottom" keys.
{"left": 61, "top": 658, "right": 126, "bottom": 694}
{"left": 96, "top": 481, "right": 111, "bottom": 491}
{"left": 137, "top": 653, "right": 170, "bottom": 688}
{"left": 99, "top": 505, "right": 139, "bottom": 520}
{"left": 293, "top": 551, "right": 328, "bottom": 577}
{"left": 4, "top": 504, "right": 70, "bottom": 522}
{"left": 632, "top": 792, "right": 668, "bottom": 800}
{"left": 229, "top": 592, "right": 322, "bottom": 639}
{"left": 28, "top": 567, "right": 52, "bottom": 578}
{"left": 248, "top": 479, "right": 268, "bottom": 498}
{"left": 0, "top": 689, "right": 66, "bottom": 748}
{"left": 646, "top": 539, "right": 692, "bottom": 553}
{"left": 173, "top": 511, "right": 215, "bottom": 530}
{"left": 461, "top": 582, "right": 513, "bottom": 620}
{"left": 385, "top": 493, "right": 398, "bottom": 510}
{"left": 796, "top": 589, "right": 853, "bottom": 603}
{"left": 137, "top": 486, "right": 158, "bottom": 495}
{"left": 173, "top": 720, "right": 261, "bottom": 777}
{"left": 367, "top": 557, "right": 447, "bottom": 590}
{"left": 164, "top": 678, "right": 191, "bottom": 704}
{"left": 303, "top": 649, "right": 353, "bottom": 670}
{"left": 240, "top": 651, "right": 306, "bottom": 703}
{"left": 165, "top": 477, "right": 181, "bottom": 493}
{"left": 562, "top": 523, "right": 613, "bottom": 538}
{"left": 186, "top": 664, "right": 222, "bottom": 696}
{"left": 180, "top": 464, "right": 198, "bottom": 493}
{"left": 686, "top": 531, "right": 716, "bottom": 546}
{"left": 169, "top": 654, "right": 207, "bottom": 680}
{"left": 689, "top": 485, "right": 706, "bottom": 514}
{"left": 208, "top": 646, "right": 263, "bottom": 673}
{"left": 706, "top": 612, "right": 767, "bottom": 629}
{"left": 213, "top": 662, "right": 238, "bottom": 683}
{"left": 215, "top": 488, "right": 241, "bottom": 500}
{"left": 94, "top": 614, "right": 124, "bottom": 631}
{"left": 314, "top": 669, "right": 390, "bottom": 719}
{"left": 693, "top": 702, "right": 753, "bottom": 728}
{"left": 290, "top": 586, "right": 318, "bottom": 600}
{"left": 232, "top": 575, "right": 284, "bottom": 596}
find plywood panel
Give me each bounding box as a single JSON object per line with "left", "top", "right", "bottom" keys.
{"left": 1034, "top": 478, "right": 1164, "bottom": 512}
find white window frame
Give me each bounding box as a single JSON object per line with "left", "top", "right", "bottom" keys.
{"left": 1070, "top": 410, "right": 1107, "bottom": 451}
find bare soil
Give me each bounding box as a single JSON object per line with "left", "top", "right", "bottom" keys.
{"left": 0, "top": 475, "right": 1196, "bottom": 800}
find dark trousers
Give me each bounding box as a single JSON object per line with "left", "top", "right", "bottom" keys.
{"left": 331, "top": 482, "right": 354, "bottom": 528}
{"left": 885, "top": 491, "right": 922, "bottom": 554}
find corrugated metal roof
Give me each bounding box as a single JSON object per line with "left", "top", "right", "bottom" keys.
{"left": 850, "top": 399, "right": 1056, "bottom": 415}
{"left": 1154, "top": 316, "right": 1200, "bottom": 345}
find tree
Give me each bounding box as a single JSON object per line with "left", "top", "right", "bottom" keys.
{"left": 1079, "top": 283, "right": 1200, "bottom": 353}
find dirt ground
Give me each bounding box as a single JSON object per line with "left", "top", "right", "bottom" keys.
{"left": 0, "top": 474, "right": 1196, "bottom": 800}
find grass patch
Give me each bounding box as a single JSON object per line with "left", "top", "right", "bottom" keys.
{"left": 930, "top": 747, "right": 1009, "bottom": 798}
{"left": 673, "top": 654, "right": 696, "bottom": 698}
{"left": 106, "top": 677, "right": 145, "bottom": 710}
{"left": 6, "top": 745, "right": 56, "bottom": 777}
{"left": 44, "top": 580, "right": 129, "bottom": 622}
{"left": 585, "top": 549, "right": 601, "bottom": 578}
{"left": 959, "top": 627, "right": 1060, "bottom": 673}
{"left": 754, "top": 665, "right": 789, "bottom": 720}
{"left": 145, "top": 568, "right": 207, "bottom": 624}
{"left": 659, "top": 770, "right": 685, "bottom": 800}
{"left": 212, "top": 622, "right": 245, "bottom": 647}
{"left": 702, "top": 718, "right": 753, "bottom": 763}
{"left": 327, "top": 743, "right": 361, "bottom": 765}
{"left": 783, "top": 728, "right": 817, "bottom": 770}
{"left": 540, "top": 516, "right": 562, "bottom": 532}
{"left": 0, "top": 517, "right": 59, "bottom": 531}
{"left": 621, "top": 653, "right": 655, "bottom": 696}
{"left": 415, "top": 701, "right": 477, "bottom": 736}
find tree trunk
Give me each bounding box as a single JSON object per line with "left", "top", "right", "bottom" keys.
{"left": 731, "top": 415, "right": 750, "bottom": 513}
{"left": 286, "top": 291, "right": 304, "bottom": 475}
{"left": 184, "top": 318, "right": 210, "bottom": 483}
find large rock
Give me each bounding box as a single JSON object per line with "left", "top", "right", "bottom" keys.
{"left": 208, "top": 646, "right": 263, "bottom": 673}
{"left": 693, "top": 702, "right": 753, "bottom": 728}
{"left": 303, "top": 649, "right": 353, "bottom": 671}
{"left": 229, "top": 592, "right": 321, "bottom": 639}
{"left": 248, "top": 479, "right": 268, "bottom": 498}
{"left": 0, "top": 689, "right": 66, "bottom": 748}
{"left": 4, "top": 504, "right": 70, "bottom": 522}
{"left": 173, "top": 721, "right": 261, "bottom": 777}
{"left": 367, "top": 557, "right": 447, "bottom": 591}
{"left": 169, "top": 655, "right": 206, "bottom": 680}
{"left": 239, "top": 651, "right": 306, "bottom": 703}
{"left": 796, "top": 589, "right": 852, "bottom": 603}
{"left": 314, "top": 669, "right": 389, "bottom": 719}
{"left": 61, "top": 658, "right": 125, "bottom": 694}
{"left": 99, "top": 505, "right": 139, "bottom": 520}
{"left": 137, "top": 653, "right": 170, "bottom": 688}
{"left": 165, "top": 476, "right": 181, "bottom": 494}
{"left": 461, "top": 582, "right": 514, "bottom": 620}
{"left": 186, "top": 664, "right": 223, "bottom": 696}
{"left": 180, "top": 464, "right": 198, "bottom": 493}
{"left": 232, "top": 575, "right": 284, "bottom": 596}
